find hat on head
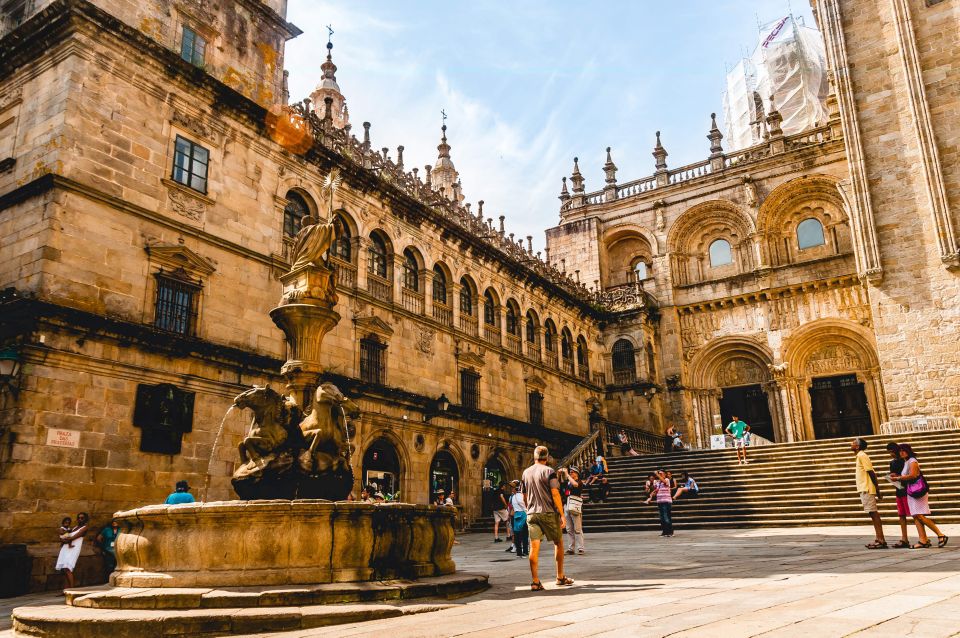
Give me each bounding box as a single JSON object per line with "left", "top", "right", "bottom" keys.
{"left": 175, "top": 480, "right": 190, "bottom": 491}
{"left": 437, "top": 489, "right": 446, "bottom": 494}
{"left": 510, "top": 479, "right": 520, "bottom": 486}
{"left": 568, "top": 466, "right": 580, "bottom": 475}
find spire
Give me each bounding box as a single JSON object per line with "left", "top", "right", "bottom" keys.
{"left": 570, "top": 157, "right": 585, "bottom": 194}
{"left": 559, "top": 176, "right": 570, "bottom": 203}
{"left": 603, "top": 147, "right": 617, "bottom": 185}
{"left": 309, "top": 27, "right": 349, "bottom": 129}
{"left": 652, "top": 131, "right": 668, "bottom": 171}
{"left": 766, "top": 94, "right": 783, "bottom": 137}
{"left": 708, "top": 113, "right": 724, "bottom": 157}
{"left": 431, "top": 113, "right": 461, "bottom": 202}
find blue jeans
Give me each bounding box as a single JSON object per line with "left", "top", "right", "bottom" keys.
{"left": 658, "top": 503, "right": 673, "bottom": 535}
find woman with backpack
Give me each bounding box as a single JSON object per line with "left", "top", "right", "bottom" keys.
{"left": 509, "top": 481, "right": 529, "bottom": 558}
{"left": 893, "top": 444, "right": 948, "bottom": 549}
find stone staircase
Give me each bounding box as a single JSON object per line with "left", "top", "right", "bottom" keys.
{"left": 467, "top": 430, "right": 960, "bottom": 533}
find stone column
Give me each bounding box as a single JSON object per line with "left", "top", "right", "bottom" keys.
{"left": 689, "top": 389, "right": 720, "bottom": 449}
{"left": 355, "top": 237, "right": 370, "bottom": 291}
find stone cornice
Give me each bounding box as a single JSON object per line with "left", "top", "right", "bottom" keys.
{"left": 675, "top": 273, "right": 862, "bottom": 315}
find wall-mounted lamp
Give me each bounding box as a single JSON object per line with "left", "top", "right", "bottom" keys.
{"left": 424, "top": 393, "right": 451, "bottom": 422}
{"left": 0, "top": 346, "right": 22, "bottom": 399}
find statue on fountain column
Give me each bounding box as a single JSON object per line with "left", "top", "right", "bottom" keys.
{"left": 290, "top": 214, "right": 336, "bottom": 272}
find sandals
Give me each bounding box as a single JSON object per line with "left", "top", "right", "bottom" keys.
{"left": 530, "top": 581, "right": 545, "bottom": 591}
{"left": 556, "top": 577, "right": 575, "bottom": 586}
{"left": 911, "top": 541, "right": 932, "bottom": 549}
{"left": 892, "top": 540, "right": 910, "bottom": 549}
{"left": 865, "top": 541, "right": 888, "bottom": 549}
{"left": 938, "top": 535, "right": 949, "bottom": 548}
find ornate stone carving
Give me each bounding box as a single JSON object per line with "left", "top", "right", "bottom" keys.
{"left": 767, "top": 362, "right": 789, "bottom": 380}
{"left": 171, "top": 111, "right": 215, "bottom": 140}
{"left": 768, "top": 296, "right": 799, "bottom": 331}
{"left": 596, "top": 282, "right": 648, "bottom": 311}
{"left": 714, "top": 358, "right": 765, "bottom": 387}
{"left": 804, "top": 344, "right": 862, "bottom": 376}
{"left": 167, "top": 187, "right": 207, "bottom": 222}
{"left": 415, "top": 324, "right": 435, "bottom": 357}
{"left": 0, "top": 86, "right": 23, "bottom": 111}
{"left": 654, "top": 200, "right": 666, "bottom": 232}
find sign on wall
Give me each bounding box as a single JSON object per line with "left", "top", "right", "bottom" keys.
{"left": 46, "top": 428, "right": 80, "bottom": 448}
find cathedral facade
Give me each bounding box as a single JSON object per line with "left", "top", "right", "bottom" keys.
{"left": 0, "top": 0, "right": 958, "bottom": 591}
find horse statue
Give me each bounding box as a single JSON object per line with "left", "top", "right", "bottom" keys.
{"left": 297, "top": 382, "right": 358, "bottom": 475}
{"left": 231, "top": 386, "right": 303, "bottom": 494}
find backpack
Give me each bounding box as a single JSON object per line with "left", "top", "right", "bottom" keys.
{"left": 512, "top": 510, "right": 527, "bottom": 533}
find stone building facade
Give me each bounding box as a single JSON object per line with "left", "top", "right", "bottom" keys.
{"left": 0, "top": 0, "right": 606, "bottom": 590}
{"left": 0, "top": 0, "right": 958, "bottom": 592}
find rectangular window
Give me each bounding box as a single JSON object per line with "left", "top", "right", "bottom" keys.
{"left": 171, "top": 135, "right": 209, "bottom": 193}
{"left": 460, "top": 369, "right": 480, "bottom": 411}
{"left": 180, "top": 26, "right": 206, "bottom": 66}
{"left": 359, "top": 337, "right": 387, "bottom": 385}
{"left": 154, "top": 273, "right": 200, "bottom": 336}
{"left": 528, "top": 391, "right": 544, "bottom": 427}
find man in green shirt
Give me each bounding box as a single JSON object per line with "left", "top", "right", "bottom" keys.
{"left": 725, "top": 416, "right": 751, "bottom": 465}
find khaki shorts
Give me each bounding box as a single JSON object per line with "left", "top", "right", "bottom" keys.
{"left": 860, "top": 492, "right": 878, "bottom": 513}
{"left": 493, "top": 509, "right": 510, "bottom": 523}
{"left": 528, "top": 512, "right": 562, "bottom": 544}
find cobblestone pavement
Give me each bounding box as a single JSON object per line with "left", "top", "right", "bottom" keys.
{"left": 5, "top": 525, "right": 960, "bottom": 637}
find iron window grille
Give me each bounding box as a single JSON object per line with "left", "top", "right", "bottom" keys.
{"left": 528, "top": 391, "right": 544, "bottom": 427}
{"left": 402, "top": 252, "right": 419, "bottom": 291}
{"left": 525, "top": 317, "right": 536, "bottom": 343}
{"left": 171, "top": 135, "right": 209, "bottom": 193}
{"left": 154, "top": 271, "right": 201, "bottom": 336}
{"left": 612, "top": 339, "right": 637, "bottom": 384}
{"left": 180, "top": 26, "right": 206, "bottom": 67}
{"left": 506, "top": 307, "right": 518, "bottom": 335}
{"left": 460, "top": 285, "right": 473, "bottom": 316}
{"left": 483, "top": 293, "right": 497, "bottom": 326}
{"left": 359, "top": 337, "right": 387, "bottom": 385}
{"left": 460, "top": 369, "right": 480, "bottom": 411}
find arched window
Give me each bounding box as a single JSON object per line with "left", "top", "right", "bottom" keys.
{"left": 368, "top": 234, "right": 388, "bottom": 278}
{"left": 331, "top": 215, "right": 351, "bottom": 261}
{"left": 797, "top": 218, "right": 826, "bottom": 250}
{"left": 612, "top": 339, "right": 637, "bottom": 385}
{"left": 483, "top": 291, "right": 497, "bottom": 326}
{"left": 544, "top": 322, "right": 557, "bottom": 353}
{"left": 505, "top": 304, "right": 519, "bottom": 336}
{"left": 633, "top": 260, "right": 648, "bottom": 281}
{"left": 561, "top": 331, "right": 573, "bottom": 361}
{"left": 402, "top": 249, "right": 419, "bottom": 291}
{"left": 525, "top": 312, "right": 537, "bottom": 343}
{"left": 576, "top": 337, "right": 589, "bottom": 380}
{"left": 432, "top": 266, "right": 448, "bottom": 304}
{"left": 283, "top": 191, "right": 310, "bottom": 238}
{"left": 709, "top": 239, "right": 733, "bottom": 267}
{"left": 459, "top": 278, "right": 474, "bottom": 316}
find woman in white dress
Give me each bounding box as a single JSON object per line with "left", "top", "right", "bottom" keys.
{"left": 55, "top": 512, "right": 89, "bottom": 590}
{"left": 895, "top": 445, "right": 948, "bottom": 549}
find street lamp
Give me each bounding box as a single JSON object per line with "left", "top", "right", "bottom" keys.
{"left": 424, "top": 393, "right": 450, "bottom": 423}
{"left": 436, "top": 393, "right": 450, "bottom": 413}
{"left": 0, "top": 347, "right": 21, "bottom": 397}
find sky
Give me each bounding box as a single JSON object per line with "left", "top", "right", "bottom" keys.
{"left": 284, "top": 1, "right": 816, "bottom": 252}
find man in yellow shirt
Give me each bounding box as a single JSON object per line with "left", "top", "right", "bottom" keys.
{"left": 852, "top": 438, "right": 886, "bottom": 549}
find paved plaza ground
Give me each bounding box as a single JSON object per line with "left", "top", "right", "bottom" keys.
{"left": 5, "top": 525, "right": 960, "bottom": 637}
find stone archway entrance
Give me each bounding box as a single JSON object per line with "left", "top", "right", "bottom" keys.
{"left": 361, "top": 437, "right": 401, "bottom": 498}
{"left": 481, "top": 457, "right": 507, "bottom": 517}
{"left": 719, "top": 385, "right": 774, "bottom": 442}
{"left": 429, "top": 450, "right": 459, "bottom": 501}
{"left": 809, "top": 374, "right": 872, "bottom": 439}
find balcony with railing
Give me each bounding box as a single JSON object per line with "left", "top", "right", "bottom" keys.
{"left": 366, "top": 273, "right": 393, "bottom": 303}
{"left": 401, "top": 288, "right": 424, "bottom": 314}
{"left": 432, "top": 302, "right": 452, "bottom": 326}
{"left": 612, "top": 370, "right": 637, "bottom": 386}
{"left": 525, "top": 342, "right": 541, "bottom": 363}
{"left": 459, "top": 314, "right": 478, "bottom": 337}
{"left": 545, "top": 350, "right": 559, "bottom": 369}
{"left": 483, "top": 323, "right": 501, "bottom": 345}
{"left": 578, "top": 367, "right": 590, "bottom": 382}
{"left": 331, "top": 259, "right": 357, "bottom": 290}
{"left": 561, "top": 358, "right": 574, "bottom": 376}
{"left": 505, "top": 334, "right": 522, "bottom": 355}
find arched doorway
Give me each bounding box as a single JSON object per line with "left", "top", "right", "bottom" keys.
{"left": 429, "top": 450, "right": 459, "bottom": 502}
{"left": 361, "top": 438, "right": 401, "bottom": 498}
{"left": 715, "top": 357, "right": 775, "bottom": 442}
{"left": 481, "top": 457, "right": 507, "bottom": 517}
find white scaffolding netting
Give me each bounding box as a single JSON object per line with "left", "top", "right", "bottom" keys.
{"left": 722, "top": 16, "right": 829, "bottom": 152}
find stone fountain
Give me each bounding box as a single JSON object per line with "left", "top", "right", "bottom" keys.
{"left": 12, "top": 172, "right": 487, "bottom": 636}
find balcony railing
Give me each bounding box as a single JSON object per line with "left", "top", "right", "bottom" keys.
{"left": 561, "top": 359, "right": 574, "bottom": 375}
{"left": 460, "top": 314, "right": 478, "bottom": 337}
{"left": 401, "top": 288, "right": 424, "bottom": 314}
{"left": 483, "top": 324, "right": 501, "bottom": 345}
{"left": 525, "top": 341, "right": 541, "bottom": 363}
{"left": 367, "top": 273, "right": 393, "bottom": 303}
{"left": 433, "top": 303, "right": 452, "bottom": 326}
{"left": 592, "top": 372, "right": 606, "bottom": 386}
{"left": 331, "top": 259, "right": 357, "bottom": 289}
{"left": 545, "top": 351, "right": 559, "bottom": 369}
{"left": 505, "top": 334, "right": 522, "bottom": 355}
{"left": 578, "top": 367, "right": 590, "bottom": 382}
{"left": 612, "top": 370, "right": 637, "bottom": 386}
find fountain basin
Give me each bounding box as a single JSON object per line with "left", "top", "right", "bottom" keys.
{"left": 111, "top": 501, "right": 456, "bottom": 588}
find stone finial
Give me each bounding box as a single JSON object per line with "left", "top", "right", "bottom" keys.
{"left": 708, "top": 113, "right": 724, "bottom": 157}
{"left": 396, "top": 145, "right": 405, "bottom": 170}
{"left": 603, "top": 147, "right": 617, "bottom": 185}
{"left": 411, "top": 166, "right": 419, "bottom": 184}
{"left": 382, "top": 147, "right": 390, "bottom": 161}
{"left": 282, "top": 70, "right": 290, "bottom": 105}
{"left": 653, "top": 131, "right": 668, "bottom": 172}
{"left": 499, "top": 215, "right": 505, "bottom": 233}
{"left": 362, "top": 122, "right": 371, "bottom": 149}
{"left": 424, "top": 165, "right": 432, "bottom": 188}
{"left": 559, "top": 176, "right": 570, "bottom": 203}
{"left": 527, "top": 236, "right": 533, "bottom": 253}
{"left": 323, "top": 97, "right": 334, "bottom": 122}
{"left": 452, "top": 179, "right": 462, "bottom": 201}
{"left": 766, "top": 95, "right": 783, "bottom": 137}
{"left": 477, "top": 200, "right": 484, "bottom": 219}
{"left": 544, "top": 247, "right": 550, "bottom": 263}
{"left": 570, "top": 157, "right": 585, "bottom": 194}
{"left": 509, "top": 232, "right": 515, "bottom": 243}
